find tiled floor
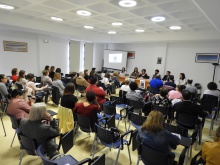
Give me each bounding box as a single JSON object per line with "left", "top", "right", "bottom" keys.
{"left": 0, "top": 95, "right": 219, "bottom": 165}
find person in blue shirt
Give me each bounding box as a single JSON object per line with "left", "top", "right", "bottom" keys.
{"left": 149, "top": 75, "right": 163, "bottom": 94}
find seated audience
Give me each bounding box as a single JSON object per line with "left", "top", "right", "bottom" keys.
{"left": 76, "top": 72, "right": 90, "bottom": 90}
{"left": 41, "top": 70, "right": 52, "bottom": 86}
{"left": 111, "top": 71, "right": 119, "bottom": 83}
{"left": 185, "top": 79, "right": 197, "bottom": 97}
{"left": 49, "top": 66, "right": 55, "bottom": 80}
{"left": 0, "top": 74, "right": 9, "bottom": 100}
{"left": 203, "top": 82, "right": 220, "bottom": 97}
{"left": 84, "top": 69, "right": 89, "bottom": 82}
{"left": 86, "top": 76, "right": 106, "bottom": 105}
{"left": 101, "top": 70, "right": 107, "bottom": 79}
{"left": 126, "top": 81, "right": 143, "bottom": 102}
{"left": 44, "top": 65, "right": 50, "bottom": 71}
{"left": 139, "top": 69, "right": 149, "bottom": 79}
{"left": 89, "top": 70, "right": 95, "bottom": 80}
{"left": 61, "top": 83, "right": 78, "bottom": 110}
{"left": 152, "top": 69, "right": 161, "bottom": 79}
{"left": 101, "top": 73, "right": 110, "bottom": 87}
{"left": 168, "top": 85, "right": 185, "bottom": 100}
{"left": 130, "top": 67, "right": 139, "bottom": 78}
{"left": 164, "top": 75, "right": 176, "bottom": 88}
{"left": 149, "top": 75, "right": 163, "bottom": 93}
{"left": 137, "top": 110, "right": 180, "bottom": 163}
{"left": 11, "top": 68, "right": 18, "bottom": 82}
{"left": 120, "top": 78, "right": 131, "bottom": 92}
{"left": 52, "top": 73, "right": 65, "bottom": 96}
{"left": 152, "top": 87, "right": 171, "bottom": 108}
{"left": 18, "top": 103, "right": 59, "bottom": 158}
{"left": 202, "top": 126, "right": 220, "bottom": 165}
{"left": 176, "top": 73, "right": 186, "bottom": 85}
{"left": 17, "top": 70, "right": 27, "bottom": 88}
{"left": 55, "top": 68, "right": 61, "bottom": 73}
{"left": 173, "top": 90, "right": 208, "bottom": 120}
{"left": 119, "top": 67, "right": 126, "bottom": 76}
{"left": 73, "top": 91, "right": 101, "bottom": 129}
{"left": 7, "top": 89, "right": 35, "bottom": 120}
{"left": 162, "top": 71, "right": 171, "bottom": 82}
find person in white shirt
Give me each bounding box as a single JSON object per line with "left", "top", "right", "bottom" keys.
{"left": 176, "top": 73, "right": 186, "bottom": 85}
{"left": 120, "top": 78, "right": 131, "bottom": 92}
{"left": 203, "top": 82, "right": 220, "bottom": 97}
{"left": 101, "top": 73, "right": 110, "bottom": 86}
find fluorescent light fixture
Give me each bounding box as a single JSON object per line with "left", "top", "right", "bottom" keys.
{"left": 108, "top": 31, "right": 116, "bottom": 34}
{"left": 112, "top": 22, "right": 123, "bottom": 26}
{"left": 151, "top": 16, "right": 166, "bottom": 22}
{"left": 135, "top": 29, "right": 145, "bottom": 32}
{"left": 51, "top": 16, "right": 63, "bottom": 21}
{"left": 84, "top": 25, "right": 94, "bottom": 29}
{"left": 169, "top": 26, "right": 181, "bottom": 30}
{"left": 119, "top": 0, "right": 137, "bottom": 7}
{"left": 0, "top": 4, "right": 14, "bottom": 10}
{"left": 77, "top": 10, "right": 91, "bottom": 16}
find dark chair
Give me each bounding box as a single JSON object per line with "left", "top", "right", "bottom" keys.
{"left": 35, "top": 76, "right": 41, "bottom": 83}
{"left": 19, "top": 134, "right": 38, "bottom": 165}
{"left": 91, "top": 154, "right": 105, "bottom": 165}
{"left": 119, "top": 90, "right": 127, "bottom": 104}
{"left": 7, "top": 114, "right": 20, "bottom": 147}
{"left": 52, "top": 86, "right": 61, "bottom": 105}
{"left": 75, "top": 114, "right": 93, "bottom": 134}
{"left": 127, "top": 112, "right": 147, "bottom": 130}
{"left": 110, "top": 83, "right": 116, "bottom": 94}
{"left": 201, "top": 94, "right": 219, "bottom": 136}
{"left": 127, "top": 99, "right": 144, "bottom": 114}
{"left": 91, "top": 124, "right": 133, "bottom": 165}
{"left": 153, "top": 105, "right": 170, "bottom": 121}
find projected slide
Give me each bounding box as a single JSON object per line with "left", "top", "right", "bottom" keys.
{"left": 109, "top": 54, "right": 122, "bottom": 63}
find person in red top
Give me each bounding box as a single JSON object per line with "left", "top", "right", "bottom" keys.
{"left": 11, "top": 68, "right": 18, "bottom": 82}
{"left": 73, "top": 91, "right": 101, "bottom": 129}
{"left": 86, "top": 76, "right": 107, "bottom": 105}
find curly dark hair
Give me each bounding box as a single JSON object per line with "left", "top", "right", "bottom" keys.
{"left": 207, "top": 82, "right": 218, "bottom": 90}
{"left": 86, "top": 90, "right": 96, "bottom": 102}
{"left": 129, "top": 81, "right": 138, "bottom": 91}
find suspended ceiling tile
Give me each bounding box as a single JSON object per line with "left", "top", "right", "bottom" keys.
{"left": 108, "top": 12, "right": 137, "bottom": 20}
{"left": 130, "top": 6, "right": 160, "bottom": 16}
{"left": 87, "top": 3, "right": 119, "bottom": 13}
{"left": 29, "top": 5, "right": 59, "bottom": 14}
{"left": 44, "top": 0, "right": 75, "bottom": 10}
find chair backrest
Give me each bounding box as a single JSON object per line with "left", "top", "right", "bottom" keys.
{"left": 128, "top": 112, "right": 147, "bottom": 126}
{"left": 201, "top": 94, "right": 219, "bottom": 113}
{"left": 76, "top": 114, "right": 92, "bottom": 133}
{"left": 102, "top": 104, "right": 116, "bottom": 116}
{"left": 110, "top": 83, "right": 116, "bottom": 94}
{"left": 95, "top": 124, "right": 113, "bottom": 144}
{"left": 60, "top": 129, "right": 74, "bottom": 154}
{"left": 37, "top": 145, "right": 57, "bottom": 165}
{"left": 52, "top": 86, "right": 61, "bottom": 105}
{"left": 153, "top": 105, "right": 170, "bottom": 116}
{"left": 7, "top": 114, "right": 20, "bottom": 129}
{"left": 119, "top": 90, "right": 127, "bottom": 104}
{"left": 176, "top": 112, "right": 198, "bottom": 129}
{"left": 127, "top": 99, "right": 143, "bottom": 113}
{"left": 106, "top": 115, "right": 116, "bottom": 128}
{"left": 139, "top": 144, "right": 173, "bottom": 165}
{"left": 132, "top": 129, "right": 139, "bottom": 151}
{"left": 35, "top": 76, "right": 41, "bottom": 83}
{"left": 110, "top": 96, "right": 120, "bottom": 104}
{"left": 91, "top": 154, "right": 105, "bottom": 165}
{"left": 19, "top": 134, "right": 37, "bottom": 155}
{"left": 164, "top": 123, "right": 188, "bottom": 137}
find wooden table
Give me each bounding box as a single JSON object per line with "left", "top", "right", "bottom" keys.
{"left": 117, "top": 76, "right": 149, "bottom": 89}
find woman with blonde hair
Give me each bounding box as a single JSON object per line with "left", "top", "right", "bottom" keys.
{"left": 18, "top": 103, "right": 59, "bottom": 158}
{"left": 137, "top": 111, "right": 180, "bottom": 163}
{"left": 202, "top": 126, "right": 220, "bottom": 165}
{"left": 52, "top": 72, "right": 65, "bottom": 95}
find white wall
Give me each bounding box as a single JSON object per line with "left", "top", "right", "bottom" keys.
{"left": 0, "top": 30, "right": 69, "bottom": 76}
{"left": 105, "top": 41, "right": 220, "bottom": 92}
{"left": 84, "top": 43, "right": 94, "bottom": 71}
{"left": 93, "top": 43, "right": 105, "bottom": 71}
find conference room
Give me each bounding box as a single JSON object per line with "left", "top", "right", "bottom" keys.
{"left": 0, "top": 0, "right": 220, "bottom": 165}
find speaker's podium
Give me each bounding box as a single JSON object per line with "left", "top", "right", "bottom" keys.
{"left": 117, "top": 76, "right": 149, "bottom": 89}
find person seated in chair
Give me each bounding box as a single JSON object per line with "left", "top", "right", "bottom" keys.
{"left": 18, "top": 103, "right": 59, "bottom": 158}
{"left": 7, "top": 89, "right": 35, "bottom": 120}
{"left": 41, "top": 70, "right": 52, "bottom": 86}
{"left": 73, "top": 91, "right": 101, "bottom": 130}
{"left": 152, "top": 69, "right": 161, "bottom": 79}
{"left": 11, "top": 68, "right": 19, "bottom": 82}
{"left": 164, "top": 75, "right": 176, "bottom": 89}
{"left": 130, "top": 67, "right": 139, "bottom": 78}
{"left": 139, "top": 69, "right": 149, "bottom": 79}
{"left": 162, "top": 71, "right": 171, "bottom": 82}
{"left": 185, "top": 79, "right": 197, "bottom": 97}
{"left": 203, "top": 82, "right": 220, "bottom": 98}
{"left": 52, "top": 73, "right": 65, "bottom": 96}
{"left": 202, "top": 126, "right": 220, "bottom": 165}
{"left": 0, "top": 74, "right": 9, "bottom": 101}
{"left": 149, "top": 75, "right": 163, "bottom": 94}
{"left": 120, "top": 78, "right": 131, "bottom": 92}
{"left": 137, "top": 110, "right": 180, "bottom": 163}
{"left": 86, "top": 76, "right": 107, "bottom": 105}
{"left": 76, "top": 72, "right": 89, "bottom": 89}
{"left": 152, "top": 87, "right": 171, "bottom": 108}
{"left": 126, "top": 81, "right": 143, "bottom": 102}
{"left": 84, "top": 69, "right": 90, "bottom": 82}
{"left": 61, "top": 83, "right": 78, "bottom": 110}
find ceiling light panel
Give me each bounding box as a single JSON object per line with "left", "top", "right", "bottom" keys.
{"left": 135, "top": 29, "right": 145, "bottom": 32}
{"left": 51, "top": 16, "right": 63, "bottom": 21}
{"left": 169, "top": 26, "right": 181, "bottom": 30}
{"left": 119, "top": 0, "right": 137, "bottom": 7}
{"left": 77, "top": 10, "right": 91, "bottom": 16}
{"left": 84, "top": 25, "right": 94, "bottom": 29}
{"left": 108, "top": 31, "right": 116, "bottom": 34}
{"left": 151, "top": 16, "right": 166, "bottom": 22}
{"left": 112, "top": 22, "right": 123, "bottom": 26}
{"left": 0, "top": 4, "right": 14, "bottom": 10}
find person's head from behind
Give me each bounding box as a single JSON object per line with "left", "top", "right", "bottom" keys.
{"left": 92, "top": 68, "right": 96, "bottom": 72}
{"left": 122, "top": 67, "right": 125, "bottom": 72}
{"left": 0, "top": 74, "right": 7, "bottom": 83}
{"left": 182, "top": 90, "right": 192, "bottom": 100}
{"left": 79, "top": 71, "right": 84, "bottom": 77}
{"left": 105, "top": 73, "right": 110, "bottom": 78}
{"left": 45, "top": 65, "right": 50, "bottom": 71}
{"left": 177, "top": 85, "right": 185, "bottom": 92}
{"left": 90, "top": 76, "right": 98, "bottom": 85}
{"left": 141, "top": 110, "right": 163, "bottom": 133}
{"left": 141, "top": 69, "right": 146, "bottom": 74}
{"left": 187, "top": 79, "right": 193, "bottom": 85}
{"left": 129, "top": 81, "right": 138, "bottom": 91}
{"left": 134, "top": 67, "right": 138, "bottom": 73}
{"left": 63, "top": 83, "right": 75, "bottom": 95}
{"left": 125, "top": 78, "right": 130, "bottom": 85}
{"left": 215, "top": 126, "right": 220, "bottom": 142}
{"left": 84, "top": 69, "right": 88, "bottom": 75}
{"left": 50, "top": 66, "right": 55, "bottom": 72}
{"left": 55, "top": 68, "right": 61, "bottom": 73}
{"left": 113, "top": 71, "right": 118, "bottom": 77}
{"left": 29, "top": 103, "right": 47, "bottom": 121}
{"left": 86, "top": 91, "right": 96, "bottom": 102}
{"left": 18, "top": 70, "right": 25, "bottom": 78}
{"left": 155, "top": 69, "right": 159, "bottom": 74}
{"left": 42, "top": 69, "right": 49, "bottom": 76}
{"left": 155, "top": 75, "right": 161, "bottom": 79}
{"left": 11, "top": 89, "right": 23, "bottom": 98}
{"left": 53, "top": 73, "right": 61, "bottom": 80}
{"left": 207, "top": 82, "right": 218, "bottom": 90}
{"left": 166, "top": 71, "right": 171, "bottom": 75}
{"left": 160, "top": 87, "right": 168, "bottom": 97}
{"left": 90, "top": 70, "right": 95, "bottom": 77}
{"left": 169, "top": 75, "right": 174, "bottom": 82}
{"left": 179, "top": 73, "right": 185, "bottom": 80}
{"left": 70, "top": 72, "right": 77, "bottom": 78}
{"left": 26, "top": 73, "right": 35, "bottom": 82}
{"left": 11, "top": 68, "right": 18, "bottom": 75}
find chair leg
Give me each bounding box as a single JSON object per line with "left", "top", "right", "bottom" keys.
{"left": 19, "top": 150, "right": 24, "bottom": 165}
{"left": 92, "top": 137, "right": 98, "bottom": 158}
{"left": 209, "top": 118, "right": 214, "bottom": 136}
{"left": 184, "top": 148, "right": 189, "bottom": 165}
{"left": 116, "top": 120, "right": 120, "bottom": 128}
{"left": 190, "top": 145, "right": 192, "bottom": 157}
{"left": 136, "top": 155, "right": 140, "bottom": 165}
{"left": 1, "top": 117, "right": 6, "bottom": 136}
{"left": 90, "top": 135, "right": 97, "bottom": 156}
{"left": 127, "top": 145, "right": 132, "bottom": 164}
{"left": 114, "top": 148, "right": 121, "bottom": 165}
{"left": 11, "top": 131, "right": 16, "bottom": 147}
{"left": 124, "top": 120, "right": 127, "bottom": 132}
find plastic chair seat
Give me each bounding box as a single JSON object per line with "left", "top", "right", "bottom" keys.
{"left": 53, "top": 155, "right": 78, "bottom": 164}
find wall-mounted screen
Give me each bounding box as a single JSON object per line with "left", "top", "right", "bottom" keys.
{"left": 104, "top": 50, "right": 127, "bottom": 70}
{"left": 195, "top": 53, "right": 220, "bottom": 63}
